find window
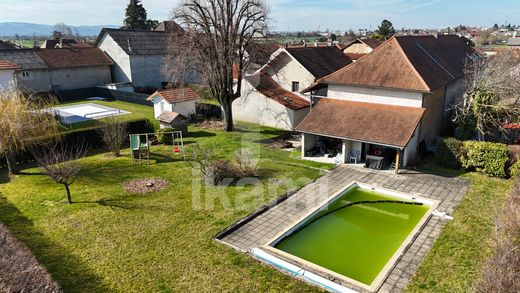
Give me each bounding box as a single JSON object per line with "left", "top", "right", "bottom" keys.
{"left": 291, "top": 81, "right": 300, "bottom": 92}
{"left": 21, "top": 71, "right": 30, "bottom": 79}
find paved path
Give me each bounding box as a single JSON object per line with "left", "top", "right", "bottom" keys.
{"left": 218, "top": 165, "right": 470, "bottom": 292}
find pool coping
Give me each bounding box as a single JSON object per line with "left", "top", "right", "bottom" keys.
{"left": 257, "top": 181, "right": 440, "bottom": 293}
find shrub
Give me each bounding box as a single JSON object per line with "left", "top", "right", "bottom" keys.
{"left": 460, "top": 141, "right": 509, "bottom": 178}
{"left": 157, "top": 128, "right": 174, "bottom": 145}
{"left": 510, "top": 160, "right": 520, "bottom": 177}
{"left": 233, "top": 149, "right": 259, "bottom": 177}
{"left": 436, "top": 137, "right": 464, "bottom": 169}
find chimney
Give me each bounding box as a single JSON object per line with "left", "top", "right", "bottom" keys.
{"left": 59, "top": 38, "right": 63, "bottom": 48}
{"left": 314, "top": 41, "right": 318, "bottom": 47}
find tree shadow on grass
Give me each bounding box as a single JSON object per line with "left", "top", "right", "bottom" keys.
{"left": 0, "top": 169, "right": 10, "bottom": 184}
{"left": 0, "top": 194, "right": 110, "bottom": 292}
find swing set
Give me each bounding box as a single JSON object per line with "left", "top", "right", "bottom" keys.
{"left": 130, "top": 131, "right": 186, "bottom": 164}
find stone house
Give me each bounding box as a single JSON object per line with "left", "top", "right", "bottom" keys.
{"left": 299, "top": 35, "right": 481, "bottom": 170}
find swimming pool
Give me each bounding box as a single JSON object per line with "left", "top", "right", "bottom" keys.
{"left": 254, "top": 182, "right": 438, "bottom": 292}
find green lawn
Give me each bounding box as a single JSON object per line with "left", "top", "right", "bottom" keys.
{"left": 406, "top": 165, "right": 512, "bottom": 292}
{"left": 0, "top": 100, "right": 513, "bottom": 292}
{"left": 0, "top": 119, "right": 332, "bottom": 292}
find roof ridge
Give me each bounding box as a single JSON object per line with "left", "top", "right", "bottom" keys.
{"left": 393, "top": 37, "right": 431, "bottom": 92}
{"left": 312, "top": 36, "right": 394, "bottom": 86}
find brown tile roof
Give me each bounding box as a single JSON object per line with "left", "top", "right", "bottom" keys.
{"left": 285, "top": 47, "right": 352, "bottom": 78}
{"left": 35, "top": 48, "right": 113, "bottom": 69}
{"left": 0, "top": 60, "right": 21, "bottom": 70}
{"left": 315, "top": 35, "right": 481, "bottom": 93}
{"left": 344, "top": 53, "right": 366, "bottom": 61}
{"left": 361, "top": 38, "right": 384, "bottom": 49}
{"left": 157, "top": 111, "right": 186, "bottom": 124}
{"left": 245, "top": 72, "right": 310, "bottom": 110}
{"left": 296, "top": 98, "right": 425, "bottom": 148}
{"left": 147, "top": 87, "right": 200, "bottom": 104}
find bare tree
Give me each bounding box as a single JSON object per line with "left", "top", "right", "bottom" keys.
{"left": 33, "top": 142, "right": 88, "bottom": 204}
{"left": 454, "top": 50, "right": 520, "bottom": 141}
{"left": 97, "top": 116, "right": 128, "bottom": 157}
{"left": 0, "top": 88, "right": 59, "bottom": 174}
{"left": 52, "top": 23, "right": 78, "bottom": 40}
{"left": 168, "top": 0, "right": 269, "bottom": 131}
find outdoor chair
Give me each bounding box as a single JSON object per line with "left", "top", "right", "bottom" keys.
{"left": 349, "top": 149, "right": 360, "bottom": 164}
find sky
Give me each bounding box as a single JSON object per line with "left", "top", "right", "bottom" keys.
{"left": 0, "top": 0, "right": 518, "bottom": 31}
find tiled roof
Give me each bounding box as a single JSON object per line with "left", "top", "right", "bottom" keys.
{"left": 296, "top": 98, "right": 425, "bottom": 148}
{"left": 40, "top": 39, "right": 77, "bottom": 49}
{"left": 314, "top": 35, "right": 481, "bottom": 93}
{"left": 153, "top": 21, "right": 185, "bottom": 34}
{"left": 147, "top": 87, "right": 200, "bottom": 104}
{"left": 35, "top": 48, "right": 113, "bottom": 69}
{"left": 344, "top": 53, "right": 366, "bottom": 61}
{"left": 245, "top": 72, "right": 310, "bottom": 110}
{"left": 285, "top": 47, "right": 352, "bottom": 78}
{"left": 0, "top": 40, "right": 18, "bottom": 50}
{"left": 0, "top": 49, "right": 47, "bottom": 70}
{"left": 361, "top": 38, "right": 384, "bottom": 49}
{"left": 98, "top": 28, "right": 169, "bottom": 55}
{"left": 157, "top": 111, "right": 186, "bottom": 124}
{"left": 247, "top": 43, "right": 281, "bottom": 65}
{"left": 0, "top": 60, "right": 21, "bottom": 70}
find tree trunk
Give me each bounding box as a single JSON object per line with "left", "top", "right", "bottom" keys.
{"left": 222, "top": 99, "right": 234, "bottom": 132}
{"left": 64, "top": 184, "right": 72, "bottom": 204}
{"left": 5, "top": 152, "right": 18, "bottom": 175}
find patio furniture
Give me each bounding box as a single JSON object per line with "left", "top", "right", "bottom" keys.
{"left": 365, "top": 154, "right": 384, "bottom": 170}
{"left": 349, "top": 149, "right": 360, "bottom": 164}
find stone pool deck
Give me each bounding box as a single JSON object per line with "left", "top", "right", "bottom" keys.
{"left": 217, "top": 165, "right": 470, "bottom": 293}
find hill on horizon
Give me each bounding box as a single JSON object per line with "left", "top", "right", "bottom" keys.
{"left": 0, "top": 22, "right": 119, "bottom": 37}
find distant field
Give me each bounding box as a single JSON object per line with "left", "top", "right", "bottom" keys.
{"left": 4, "top": 39, "right": 42, "bottom": 48}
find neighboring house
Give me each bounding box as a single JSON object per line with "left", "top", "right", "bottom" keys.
{"left": 40, "top": 39, "right": 94, "bottom": 49}
{"left": 507, "top": 38, "right": 520, "bottom": 47}
{"left": 97, "top": 22, "right": 184, "bottom": 90}
{"left": 233, "top": 46, "right": 351, "bottom": 130}
{"left": 0, "top": 48, "right": 113, "bottom": 92}
{"left": 0, "top": 40, "right": 19, "bottom": 50}
{"left": 245, "top": 43, "right": 281, "bottom": 72}
{"left": 35, "top": 48, "right": 113, "bottom": 91}
{"left": 147, "top": 87, "right": 200, "bottom": 128}
{"left": 299, "top": 35, "right": 480, "bottom": 170}
{"left": 342, "top": 38, "right": 383, "bottom": 61}
{"left": 0, "top": 60, "right": 21, "bottom": 88}
{"left": 0, "top": 49, "right": 51, "bottom": 92}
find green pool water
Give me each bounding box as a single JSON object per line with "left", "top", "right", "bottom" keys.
{"left": 273, "top": 186, "right": 430, "bottom": 286}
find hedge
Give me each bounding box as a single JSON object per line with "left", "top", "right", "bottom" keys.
{"left": 435, "top": 137, "right": 464, "bottom": 169}
{"left": 460, "top": 141, "right": 509, "bottom": 178}
{"left": 436, "top": 138, "right": 510, "bottom": 178}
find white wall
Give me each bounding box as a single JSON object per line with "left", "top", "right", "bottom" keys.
{"left": 98, "top": 34, "right": 132, "bottom": 84}
{"left": 403, "top": 127, "right": 419, "bottom": 167}
{"left": 268, "top": 51, "right": 315, "bottom": 93}
{"left": 233, "top": 79, "right": 304, "bottom": 130}
{"left": 49, "top": 66, "right": 112, "bottom": 91}
{"left": 152, "top": 96, "right": 196, "bottom": 118}
{"left": 326, "top": 84, "right": 423, "bottom": 108}
{"left": 344, "top": 43, "right": 372, "bottom": 54}
{"left": 130, "top": 55, "right": 167, "bottom": 89}
{"left": 0, "top": 70, "right": 14, "bottom": 89}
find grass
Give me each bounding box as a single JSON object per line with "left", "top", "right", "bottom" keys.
{"left": 406, "top": 164, "right": 512, "bottom": 292}
{"left": 0, "top": 117, "right": 333, "bottom": 292}
{"left": 57, "top": 99, "right": 158, "bottom": 132}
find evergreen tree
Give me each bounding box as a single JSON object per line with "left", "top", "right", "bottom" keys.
{"left": 123, "top": 0, "right": 148, "bottom": 30}
{"left": 375, "top": 19, "right": 395, "bottom": 40}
